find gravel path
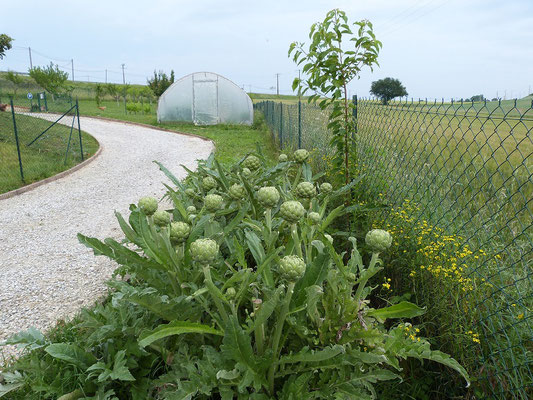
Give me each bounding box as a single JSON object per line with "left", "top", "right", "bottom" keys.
{"left": 0, "top": 117, "right": 213, "bottom": 357}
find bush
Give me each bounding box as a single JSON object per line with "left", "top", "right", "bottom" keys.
{"left": 0, "top": 151, "right": 468, "bottom": 399}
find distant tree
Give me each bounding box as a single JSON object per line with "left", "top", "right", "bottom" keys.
{"left": 147, "top": 70, "right": 175, "bottom": 97}
{"left": 370, "top": 77, "right": 407, "bottom": 104}
{"left": 5, "top": 70, "right": 23, "bottom": 97}
{"left": 467, "top": 94, "right": 485, "bottom": 102}
{"left": 29, "top": 62, "right": 69, "bottom": 98}
{"left": 491, "top": 98, "right": 498, "bottom": 102}
{"left": 95, "top": 83, "right": 105, "bottom": 106}
{"left": 106, "top": 83, "right": 121, "bottom": 105}
{"left": 0, "top": 34, "right": 13, "bottom": 59}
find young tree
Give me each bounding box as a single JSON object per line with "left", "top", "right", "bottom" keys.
{"left": 95, "top": 83, "right": 105, "bottom": 106}
{"left": 0, "top": 34, "right": 13, "bottom": 59}
{"left": 147, "top": 70, "right": 175, "bottom": 97}
{"left": 29, "top": 62, "right": 69, "bottom": 98}
{"left": 5, "top": 70, "right": 23, "bottom": 97}
{"left": 106, "top": 83, "right": 121, "bottom": 105}
{"left": 370, "top": 77, "right": 408, "bottom": 104}
{"left": 289, "top": 9, "right": 381, "bottom": 186}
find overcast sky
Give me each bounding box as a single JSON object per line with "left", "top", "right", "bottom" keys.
{"left": 1, "top": 0, "right": 532, "bottom": 100}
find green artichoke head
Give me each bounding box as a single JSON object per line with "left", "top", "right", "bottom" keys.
{"left": 295, "top": 182, "right": 317, "bottom": 199}
{"left": 293, "top": 149, "right": 310, "bottom": 163}
{"left": 186, "top": 205, "right": 197, "bottom": 214}
{"left": 185, "top": 188, "right": 196, "bottom": 197}
{"left": 279, "top": 255, "right": 306, "bottom": 282}
{"left": 280, "top": 200, "right": 305, "bottom": 223}
{"left": 242, "top": 167, "right": 252, "bottom": 177}
{"left": 278, "top": 154, "right": 288, "bottom": 162}
{"left": 170, "top": 222, "right": 191, "bottom": 244}
{"left": 320, "top": 182, "right": 333, "bottom": 194}
{"left": 202, "top": 176, "right": 218, "bottom": 191}
{"left": 308, "top": 212, "right": 321, "bottom": 225}
{"left": 365, "top": 229, "right": 393, "bottom": 252}
{"left": 190, "top": 238, "right": 219, "bottom": 264}
{"left": 229, "top": 183, "right": 246, "bottom": 200}
{"left": 257, "top": 186, "right": 280, "bottom": 208}
{"left": 138, "top": 196, "right": 158, "bottom": 216}
{"left": 153, "top": 210, "right": 171, "bottom": 227}
{"left": 243, "top": 155, "right": 261, "bottom": 171}
{"left": 204, "top": 194, "right": 224, "bottom": 213}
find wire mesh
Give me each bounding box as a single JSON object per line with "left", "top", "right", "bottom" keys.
{"left": 255, "top": 97, "right": 533, "bottom": 399}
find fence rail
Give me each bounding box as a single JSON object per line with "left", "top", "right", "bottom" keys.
{"left": 255, "top": 97, "right": 533, "bottom": 399}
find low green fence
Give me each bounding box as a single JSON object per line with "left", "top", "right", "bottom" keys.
{"left": 0, "top": 97, "right": 91, "bottom": 194}
{"left": 255, "top": 98, "right": 533, "bottom": 399}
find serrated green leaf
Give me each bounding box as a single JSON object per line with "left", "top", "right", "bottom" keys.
{"left": 139, "top": 321, "right": 223, "bottom": 348}
{"left": 367, "top": 301, "right": 425, "bottom": 320}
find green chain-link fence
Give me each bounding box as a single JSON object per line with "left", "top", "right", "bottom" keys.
{"left": 0, "top": 97, "right": 98, "bottom": 195}
{"left": 255, "top": 97, "right": 532, "bottom": 399}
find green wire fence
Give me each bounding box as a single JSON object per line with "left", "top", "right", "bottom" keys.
{"left": 255, "top": 97, "right": 532, "bottom": 399}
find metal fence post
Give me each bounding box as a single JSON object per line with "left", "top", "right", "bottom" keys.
{"left": 279, "top": 102, "right": 283, "bottom": 149}
{"left": 76, "top": 99, "right": 84, "bottom": 161}
{"left": 10, "top": 98, "right": 25, "bottom": 182}
{"left": 352, "top": 94, "right": 357, "bottom": 140}
{"left": 298, "top": 99, "right": 302, "bottom": 149}
{"left": 44, "top": 92, "right": 48, "bottom": 111}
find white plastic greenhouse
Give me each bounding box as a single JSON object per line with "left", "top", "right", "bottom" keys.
{"left": 157, "top": 72, "right": 254, "bottom": 125}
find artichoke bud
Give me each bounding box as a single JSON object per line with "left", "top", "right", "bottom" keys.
{"left": 278, "top": 154, "right": 288, "bottom": 162}
{"left": 153, "top": 210, "right": 171, "bottom": 226}
{"left": 185, "top": 188, "right": 196, "bottom": 197}
{"left": 308, "top": 212, "right": 321, "bottom": 225}
{"left": 320, "top": 182, "right": 333, "bottom": 194}
{"left": 202, "top": 176, "right": 218, "bottom": 191}
{"left": 365, "top": 229, "right": 393, "bottom": 252}
{"left": 295, "top": 182, "right": 317, "bottom": 198}
{"left": 279, "top": 201, "right": 305, "bottom": 223}
{"left": 138, "top": 196, "right": 158, "bottom": 216}
{"left": 242, "top": 155, "right": 261, "bottom": 171}
{"left": 170, "top": 222, "right": 191, "bottom": 244}
{"left": 225, "top": 287, "right": 237, "bottom": 299}
{"left": 293, "top": 149, "right": 309, "bottom": 163}
{"left": 242, "top": 167, "right": 252, "bottom": 177}
{"left": 257, "top": 186, "right": 280, "bottom": 208}
{"left": 190, "top": 238, "right": 219, "bottom": 264}
{"left": 186, "top": 205, "right": 197, "bottom": 214}
{"left": 204, "top": 194, "right": 224, "bottom": 213}
{"left": 229, "top": 183, "right": 246, "bottom": 200}
{"left": 279, "top": 255, "right": 306, "bottom": 282}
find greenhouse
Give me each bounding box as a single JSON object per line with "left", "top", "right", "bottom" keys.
{"left": 157, "top": 71, "right": 254, "bottom": 125}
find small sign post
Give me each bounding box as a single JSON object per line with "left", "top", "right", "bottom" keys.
{"left": 27, "top": 92, "right": 33, "bottom": 111}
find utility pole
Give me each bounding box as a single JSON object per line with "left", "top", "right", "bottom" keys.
{"left": 28, "top": 47, "right": 33, "bottom": 69}
{"left": 276, "top": 73, "right": 280, "bottom": 96}
{"left": 121, "top": 63, "right": 127, "bottom": 113}
{"left": 71, "top": 59, "right": 74, "bottom": 81}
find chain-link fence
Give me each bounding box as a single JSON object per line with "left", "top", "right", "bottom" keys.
{"left": 0, "top": 97, "right": 98, "bottom": 195}
{"left": 255, "top": 98, "right": 533, "bottom": 399}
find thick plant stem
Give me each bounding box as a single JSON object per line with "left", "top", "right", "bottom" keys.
{"left": 291, "top": 223, "right": 303, "bottom": 259}
{"left": 202, "top": 265, "right": 229, "bottom": 326}
{"left": 353, "top": 252, "right": 380, "bottom": 310}
{"left": 253, "top": 299, "right": 265, "bottom": 355}
{"left": 268, "top": 282, "right": 296, "bottom": 395}
{"left": 265, "top": 208, "right": 272, "bottom": 235}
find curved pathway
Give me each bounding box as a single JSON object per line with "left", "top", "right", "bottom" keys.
{"left": 0, "top": 117, "right": 213, "bottom": 356}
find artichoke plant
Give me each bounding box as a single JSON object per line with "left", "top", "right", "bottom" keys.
{"left": 278, "top": 154, "right": 288, "bottom": 162}
{"left": 320, "top": 182, "right": 333, "bottom": 194}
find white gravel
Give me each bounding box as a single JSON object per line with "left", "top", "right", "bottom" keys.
{"left": 0, "top": 116, "right": 213, "bottom": 358}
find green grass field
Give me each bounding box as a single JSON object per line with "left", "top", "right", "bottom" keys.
{"left": 0, "top": 110, "right": 99, "bottom": 194}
